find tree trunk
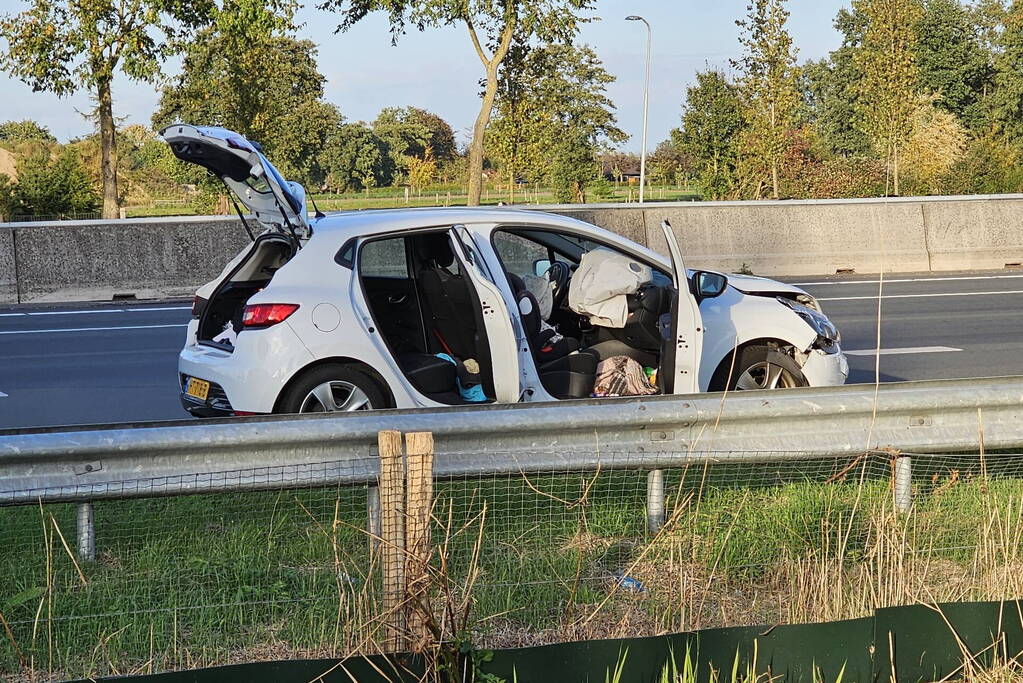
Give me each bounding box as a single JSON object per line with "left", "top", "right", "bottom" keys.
{"left": 97, "top": 79, "right": 119, "bottom": 220}
{"left": 771, "top": 162, "right": 779, "bottom": 200}
{"left": 893, "top": 145, "right": 900, "bottom": 196}
{"left": 467, "top": 64, "right": 499, "bottom": 207}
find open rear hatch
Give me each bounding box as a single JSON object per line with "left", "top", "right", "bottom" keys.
{"left": 162, "top": 124, "right": 309, "bottom": 350}
{"left": 160, "top": 123, "right": 310, "bottom": 238}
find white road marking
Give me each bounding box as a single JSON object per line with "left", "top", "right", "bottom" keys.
{"left": 0, "top": 305, "right": 190, "bottom": 317}
{"left": 795, "top": 274, "right": 1023, "bottom": 286}
{"left": 127, "top": 306, "right": 191, "bottom": 312}
{"left": 845, "top": 346, "right": 962, "bottom": 356}
{"left": 0, "top": 324, "right": 188, "bottom": 335}
{"left": 28, "top": 309, "right": 125, "bottom": 315}
{"left": 0, "top": 391, "right": 7, "bottom": 398}
{"left": 820, "top": 289, "right": 1023, "bottom": 301}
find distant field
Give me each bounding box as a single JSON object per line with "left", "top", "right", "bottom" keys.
{"left": 122, "top": 185, "right": 701, "bottom": 219}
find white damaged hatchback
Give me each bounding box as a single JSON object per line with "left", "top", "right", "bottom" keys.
{"left": 164, "top": 124, "right": 848, "bottom": 417}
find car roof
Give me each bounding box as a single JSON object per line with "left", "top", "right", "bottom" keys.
{"left": 305, "top": 206, "right": 673, "bottom": 272}
{"left": 309, "top": 207, "right": 596, "bottom": 239}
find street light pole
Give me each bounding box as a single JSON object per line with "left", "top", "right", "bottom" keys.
{"left": 626, "top": 15, "right": 651, "bottom": 204}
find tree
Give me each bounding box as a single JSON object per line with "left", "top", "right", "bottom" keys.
{"left": 391, "top": 107, "right": 457, "bottom": 162}
{"left": 0, "top": 174, "right": 14, "bottom": 221}
{"left": 550, "top": 130, "right": 599, "bottom": 203}
{"left": 673, "top": 69, "right": 743, "bottom": 200}
{"left": 0, "top": 0, "right": 213, "bottom": 219}
{"left": 915, "top": 0, "right": 990, "bottom": 128}
{"left": 319, "top": 122, "right": 394, "bottom": 192}
{"left": 799, "top": 8, "right": 872, "bottom": 157}
{"left": 733, "top": 0, "right": 800, "bottom": 199}
{"left": 488, "top": 42, "right": 548, "bottom": 196}
{"left": 372, "top": 107, "right": 433, "bottom": 181}
{"left": 939, "top": 134, "right": 1023, "bottom": 194}
{"left": 321, "top": 0, "right": 596, "bottom": 206}
{"left": 852, "top": 0, "right": 923, "bottom": 195}
{"left": 902, "top": 98, "right": 968, "bottom": 192}
{"left": 991, "top": 1, "right": 1023, "bottom": 142}
{"left": 153, "top": 2, "right": 335, "bottom": 187}
{"left": 648, "top": 139, "right": 695, "bottom": 188}
{"left": 10, "top": 147, "right": 98, "bottom": 218}
{"left": 0, "top": 120, "right": 55, "bottom": 143}
{"left": 488, "top": 41, "right": 625, "bottom": 200}
{"left": 406, "top": 147, "right": 437, "bottom": 195}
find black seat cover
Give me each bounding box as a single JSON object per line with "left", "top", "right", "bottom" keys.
{"left": 398, "top": 352, "right": 457, "bottom": 394}
{"left": 415, "top": 234, "right": 478, "bottom": 360}
{"left": 506, "top": 272, "right": 594, "bottom": 398}
{"left": 506, "top": 273, "right": 578, "bottom": 363}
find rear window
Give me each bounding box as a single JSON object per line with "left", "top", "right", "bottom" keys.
{"left": 359, "top": 237, "right": 409, "bottom": 278}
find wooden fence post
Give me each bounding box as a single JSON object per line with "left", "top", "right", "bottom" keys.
{"left": 405, "top": 432, "right": 434, "bottom": 651}
{"left": 378, "top": 430, "right": 406, "bottom": 652}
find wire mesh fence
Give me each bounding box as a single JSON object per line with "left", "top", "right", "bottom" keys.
{"left": 4, "top": 447, "right": 1023, "bottom": 680}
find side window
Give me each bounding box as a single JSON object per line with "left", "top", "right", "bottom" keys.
{"left": 358, "top": 236, "right": 408, "bottom": 278}
{"left": 492, "top": 231, "right": 550, "bottom": 280}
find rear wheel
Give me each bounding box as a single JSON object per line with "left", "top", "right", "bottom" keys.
{"left": 277, "top": 364, "right": 386, "bottom": 414}
{"left": 710, "top": 344, "right": 808, "bottom": 392}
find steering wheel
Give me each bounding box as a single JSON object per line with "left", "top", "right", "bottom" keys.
{"left": 544, "top": 261, "right": 571, "bottom": 310}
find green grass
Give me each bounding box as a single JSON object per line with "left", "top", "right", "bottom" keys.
{"left": 4, "top": 456, "right": 1023, "bottom": 679}
{"left": 120, "top": 185, "right": 701, "bottom": 219}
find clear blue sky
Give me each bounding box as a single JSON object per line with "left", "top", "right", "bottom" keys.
{"left": 0, "top": 0, "right": 847, "bottom": 151}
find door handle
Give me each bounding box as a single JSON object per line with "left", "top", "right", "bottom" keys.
{"left": 387, "top": 294, "right": 407, "bottom": 304}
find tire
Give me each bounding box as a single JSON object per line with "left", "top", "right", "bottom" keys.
{"left": 709, "top": 344, "right": 809, "bottom": 392}
{"left": 277, "top": 364, "right": 387, "bottom": 414}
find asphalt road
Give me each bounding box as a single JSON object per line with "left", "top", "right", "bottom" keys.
{"left": 1, "top": 270, "right": 1021, "bottom": 429}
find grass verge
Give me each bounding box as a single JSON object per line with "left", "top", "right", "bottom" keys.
{"left": 3, "top": 454, "right": 1023, "bottom": 679}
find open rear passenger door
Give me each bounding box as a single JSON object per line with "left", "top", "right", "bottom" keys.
{"left": 659, "top": 220, "right": 704, "bottom": 395}
{"left": 449, "top": 226, "right": 520, "bottom": 403}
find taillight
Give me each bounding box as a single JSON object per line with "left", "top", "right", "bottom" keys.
{"left": 191, "top": 295, "right": 207, "bottom": 319}
{"left": 242, "top": 303, "right": 300, "bottom": 328}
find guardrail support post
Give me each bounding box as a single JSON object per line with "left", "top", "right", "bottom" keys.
{"left": 647, "top": 469, "right": 665, "bottom": 532}
{"left": 76, "top": 502, "right": 95, "bottom": 562}
{"left": 894, "top": 456, "right": 913, "bottom": 513}
{"left": 367, "top": 486, "right": 381, "bottom": 552}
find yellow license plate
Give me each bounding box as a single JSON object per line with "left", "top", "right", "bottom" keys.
{"left": 186, "top": 378, "right": 210, "bottom": 401}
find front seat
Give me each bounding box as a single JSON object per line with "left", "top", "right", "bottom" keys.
{"left": 414, "top": 233, "right": 479, "bottom": 361}
{"left": 506, "top": 272, "right": 596, "bottom": 399}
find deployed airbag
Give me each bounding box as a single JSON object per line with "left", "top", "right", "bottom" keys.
{"left": 568, "top": 248, "right": 652, "bottom": 328}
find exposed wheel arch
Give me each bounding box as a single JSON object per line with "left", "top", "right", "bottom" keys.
{"left": 707, "top": 337, "right": 804, "bottom": 392}
{"left": 274, "top": 357, "right": 396, "bottom": 412}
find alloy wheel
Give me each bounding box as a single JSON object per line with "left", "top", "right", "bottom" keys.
{"left": 299, "top": 380, "right": 373, "bottom": 412}
{"left": 734, "top": 361, "right": 802, "bottom": 391}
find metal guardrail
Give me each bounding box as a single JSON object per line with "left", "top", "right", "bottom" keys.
{"left": 3, "top": 376, "right": 1023, "bottom": 505}
{"left": 3, "top": 375, "right": 1023, "bottom": 560}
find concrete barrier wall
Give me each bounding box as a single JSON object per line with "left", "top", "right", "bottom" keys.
{"left": 3, "top": 194, "right": 1023, "bottom": 304}
{"left": 0, "top": 229, "right": 15, "bottom": 303}
{"left": 1, "top": 216, "right": 250, "bottom": 304}
{"left": 553, "top": 200, "right": 931, "bottom": 275}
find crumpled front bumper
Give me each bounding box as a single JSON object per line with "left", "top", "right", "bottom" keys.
{"left": 800, "top": 346, "right": 850, "bottom": 387}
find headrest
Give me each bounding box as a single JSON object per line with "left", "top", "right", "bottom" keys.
{"left": 506, "top": 272, "right": 526, "bottom": 294}
{"left": 416, "top": 233, "right": 455, "bottom": 268}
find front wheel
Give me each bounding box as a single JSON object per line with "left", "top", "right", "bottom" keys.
{"left": 277, "top": 364, "right": 386, "bottom": 414}
{"left": 710, "top": 344, "right": 808, "bottom": 392}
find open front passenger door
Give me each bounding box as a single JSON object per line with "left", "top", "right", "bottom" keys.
{"left": 659, "top": 220, "right": 704, "bottom": 395}
{"left": 449, "top": 226, "right": 521, "bottom": 403}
